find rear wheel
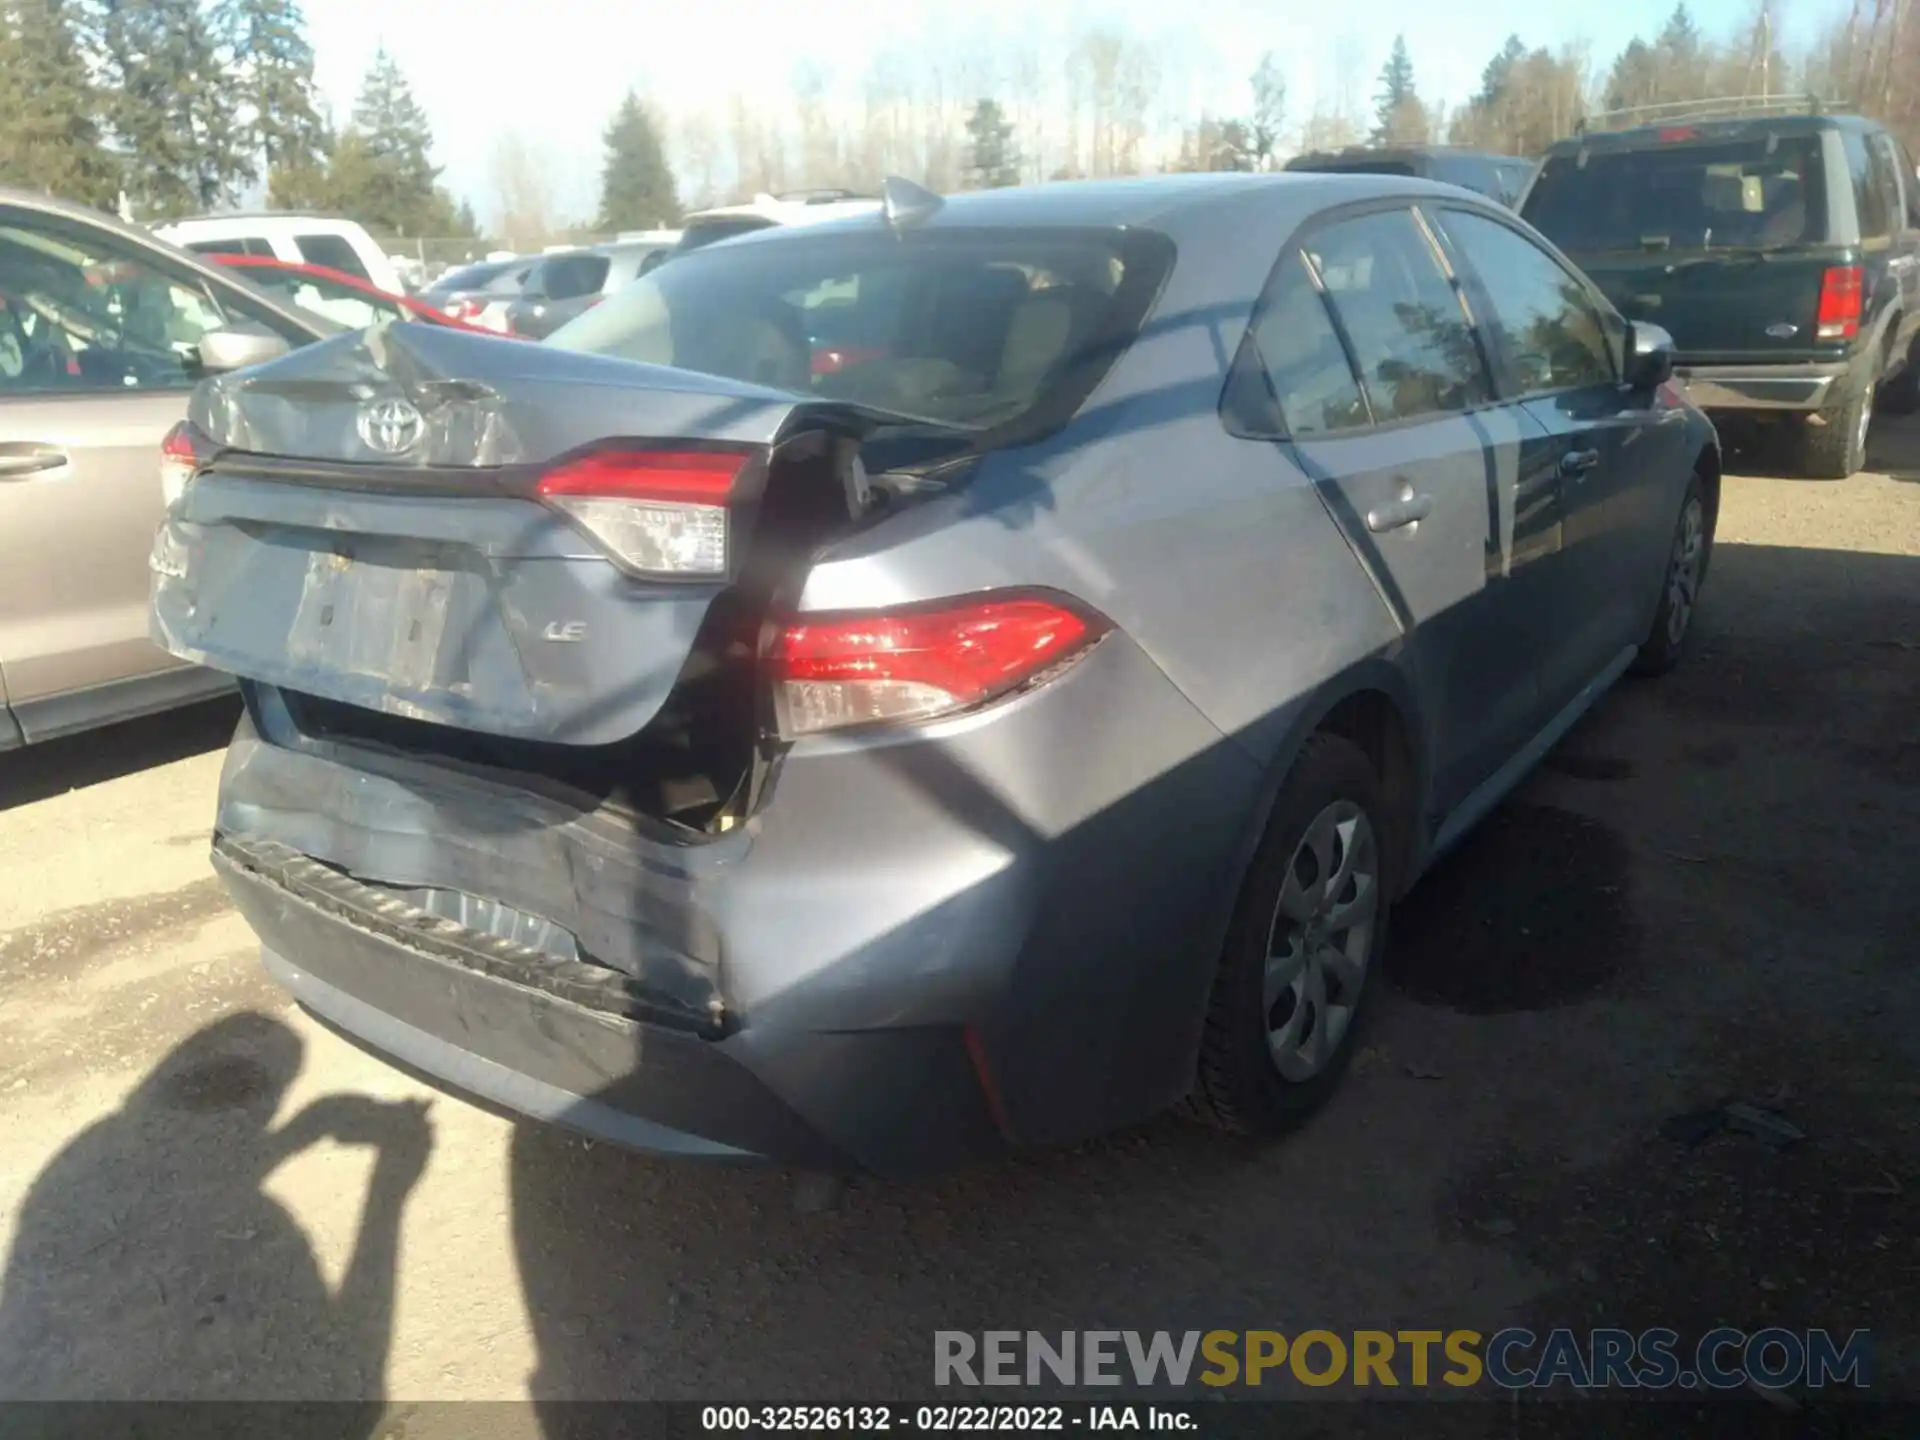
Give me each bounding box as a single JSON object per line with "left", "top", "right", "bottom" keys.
{"left": 1800, "top": 366, "right": 1874, "bottom": 479}
{"left": 1187, "top": 735, "right": 1388, "bottom": 1136}
{"left": 1631, "top": 475, "right": 1711, "bottom": 677}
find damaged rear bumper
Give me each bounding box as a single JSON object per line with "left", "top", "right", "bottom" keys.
{"left": 213, "top": 835, "right": 832, "bottom": 1163}
{"left": 212, "top": 631, "right": 1264, "bottom": 1177}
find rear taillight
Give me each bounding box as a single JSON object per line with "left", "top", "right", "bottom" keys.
{"left": 1817, "top": 265, "right": 1864, "bottom": 341}
{"left": 534, "top": 448, "right": 749, "bottom": 578}
{"left": 160, "top": 420, "right": 215, "bottom": 508}
{"left": 766, "top": 593, "right": 1108, "bottom": 738}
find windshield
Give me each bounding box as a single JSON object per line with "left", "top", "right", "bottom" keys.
{"left": 1524, "top": 136, "right": 1827, "bottom": 252}
{"left": 548, "top": 225, "right": 1172, "bottom": 435}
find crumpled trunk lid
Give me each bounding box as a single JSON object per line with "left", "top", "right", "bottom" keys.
{"left": 150, "top": 323, "right": 878, "bottom": 746}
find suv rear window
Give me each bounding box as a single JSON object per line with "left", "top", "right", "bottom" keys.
{"left": 1291, "top": 158, "right": 1418, "bottom": 178}
{"left": 1524, "top": 136, "right": 1827, "bottom": 252}
{"left": 294, "top": 233, "right": 374, "bottom": 283}
{"left": 549, "top": 227, "right": 1174, "bottom": 437}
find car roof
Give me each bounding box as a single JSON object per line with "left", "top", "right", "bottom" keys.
{"left": 1290, "top": 145, "right": 1520, "bottom": 166}
{"left": 705, "top": 172, "right": 1483, "bottom": 249}
{"left": 155, "top": 212, "right": 372, "bottom": 239}
{"left": 1541, "top": 111, "right": 1875, "bottom": 157}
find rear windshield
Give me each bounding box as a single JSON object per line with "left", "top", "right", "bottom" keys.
{"left": 1291, "top": 157, "right": 1418, "bottom": 178}
{"left": 678, "top": 217, "right": 777, "bottom": 251}
{"left": 548, "top": 226, "right": 1174, "bottom": 435}
{"left": 1523, "top": 136, "right": 1827, "bottom": 252}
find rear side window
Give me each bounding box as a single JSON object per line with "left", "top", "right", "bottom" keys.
{"left": 294, "top": 233, "right": 373, "bottom": 283}
{"left": 187, "top": 237, "right": 274, "bottom": 258}
{"left": 1867, "top": 134, "right": 1905, "bottom": 237}
{"left": 1524, "top": 136, "right": 1827, "bottom": 251}
{"left": 1238, "top": 251, "right": 1369, "bottom": 437}
{"left": 1898, "top": 141, "right": 1920, "bottom": 228}
{"left": 1438, "top": 209, "right": 1615, "bottom": 395}
{"left": 1304, "top": 208, "right": 1491, "bottom": 423}
{"left": 549, "top": 226, "right": 1174, "bottom": 441}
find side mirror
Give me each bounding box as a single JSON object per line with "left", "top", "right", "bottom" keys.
{"left": 197, "top": 324, "right": 291, "bottom": 375}
{"left": 1626, "top": 321, "right": 1677, "bottom": 391}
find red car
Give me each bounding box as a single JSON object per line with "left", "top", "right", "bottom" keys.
{"left": 207, "top": 254, "right": 498, "bottom": 334}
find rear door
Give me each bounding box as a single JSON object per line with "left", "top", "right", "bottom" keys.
{"left": 0, "top": 207, "right": 302, "bottom": 734}
{"left": 1867, "top": 131, "right": 1920, "bottom": 364}
{"left": 1247, "top": 203, "right": 1562, "bottom": 813}
{"left": 1434, "top": 204, "right": 1686, "bottom": 700}
{"left": 1523, "top": 132, "right": 1837, "bottom": 362}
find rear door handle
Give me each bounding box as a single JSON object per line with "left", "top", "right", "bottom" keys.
{"left": 1366, "top": 491, "right": 1435, "bottom": 534}
{"left": 1559, "top": 448, "right": 1601, "bottom": 479}
{"left": 0, "top": 444, "right": 70, "bottom": 480}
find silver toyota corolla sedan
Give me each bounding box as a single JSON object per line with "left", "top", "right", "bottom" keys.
{"left": 151, "top": 174, "right": 1718, "bottom": 1178}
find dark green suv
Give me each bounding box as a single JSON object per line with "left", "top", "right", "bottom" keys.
{"left": 1521, "top": 101, "right": 1920, "bottom": 477}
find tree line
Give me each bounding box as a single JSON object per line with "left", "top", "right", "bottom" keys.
{"left": 0, "top": 0, "right": 472, "bottom": 237}
{"left": 5, "top": 0, "right": 1920, "bottom": 249}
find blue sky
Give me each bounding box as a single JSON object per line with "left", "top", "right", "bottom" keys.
{"left": 304, "top": 0, "right": 1830, "bottom": 226}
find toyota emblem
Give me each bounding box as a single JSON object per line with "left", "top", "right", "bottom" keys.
{"left": 356, "top": 397, "right": 425, "bottom": 456}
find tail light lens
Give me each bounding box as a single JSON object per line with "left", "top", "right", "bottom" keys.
{"left": 766, "top": 593, "right": 1108, "bottom": 738}
{"left": 160, "top": 420, "right": 215, "bottom": 508}
{"left": 535, "top": 448, "right": 749, "bottom": 578}
{"left": 1817, "top": 265, "right": 1863, "bottom": 341}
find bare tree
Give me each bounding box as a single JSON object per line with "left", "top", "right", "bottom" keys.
{"left": 675, "top": 111, "right": 723, "bottom": 209}
{"left": 488, "top": 130, "right": 559, "bottom": 249}
{"left": 727, "top": 95, "right": 786, "bottom": 196}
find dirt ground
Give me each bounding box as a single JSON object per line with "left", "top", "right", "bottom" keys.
{"left": 0, "top": 420, "right": 1915, "bottom": 1432}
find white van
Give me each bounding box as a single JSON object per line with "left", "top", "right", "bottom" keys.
{"left": 154, "top": 213, "right": 406, "bottom": 296}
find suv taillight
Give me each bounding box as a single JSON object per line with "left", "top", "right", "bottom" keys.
{"left": 1817, "top": 265, "right": 1864, "bottom": 341}
{"left": 160, "top": 420, "right": 215, "bottom": 508}
{"left": 765, "top": 593, "right": 1109, "bottom": 738}
{"left": 534, "top": 448, "right": 749, "bottom": 578}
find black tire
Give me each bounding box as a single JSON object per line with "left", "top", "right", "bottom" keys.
{"left": 1631, "top": 474, "right": 1712, "bottom": 678}
{"left": 1800, "top": 365, "right": 1874, "bottom": 479}
{"left": 1186, "top": 734, "right": 1390, "bottom": 1136}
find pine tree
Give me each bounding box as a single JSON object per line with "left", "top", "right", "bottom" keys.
{"left": 1371, "top": 34, "right": 1430, "bottom": 145}
{"left": 1657, "top": 3, "right": 1702, "bottom": 62}
{"left": 212, "top": 0, "right": 325, "bottom": 177}
{"left": 85, "top": 0, "right": 250, "bottom": 218}
{"left": 0, "top": 0, "right": 120, "bottom": 207}
{"left": 594, "top": 90, "right": 681, "bottom": 231}
{"left": 327, "top": 48, "right": 443, "bottom": 236}
{"left": 1475, "top": 35, "right": 1529, "bottom": 110}
{"left": 962, "top": 98, "right": 1020, "bottom": 189}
